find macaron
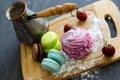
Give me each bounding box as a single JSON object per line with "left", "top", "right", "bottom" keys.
{"left": 41, "top": 58, "right": 61, "bottom": 73}
{"left": 43, "top": 40, "right": 61, "bottom": 54}
{"left": 49, "top": 49, "right": 66, "bottom": 59}
{"left": 32, "top": 43, "right": 46, "bottom": 62}
{"left": 41, "top": 31, "right": 58, "bottom": 49}
{"left": 47, "top": 49, "right": 65, "bottom": 65}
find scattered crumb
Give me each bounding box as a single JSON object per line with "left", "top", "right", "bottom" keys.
{"left": 67, "top": 69, "right": 101, "bottom": 80}
{"left": 80, "top": 69, "right": 101, "bottom": 80}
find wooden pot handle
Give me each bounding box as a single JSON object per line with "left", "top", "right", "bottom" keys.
{"left": 36, "top": 3, "right": 77, "bottom": 18}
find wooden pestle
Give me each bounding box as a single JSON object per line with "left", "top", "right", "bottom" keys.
{"left": 27, "top": 3, "right": 77, "bottom": 19}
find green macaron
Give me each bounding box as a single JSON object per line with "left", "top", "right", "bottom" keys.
{"left": 48, "top": 50, "right": 65, "bottom": 65}
{"left": 41, "top": 31, "right": 58, "bottom": 49}
{"left": 41, "top": 58, "right": 61, "bottom": 73}
{"left": 49, "top": 49, "right": 66, "bottom": 59}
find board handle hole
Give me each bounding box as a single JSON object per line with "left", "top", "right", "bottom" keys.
{"left": 105, "top": 15, "right": 117, "bottom": 38}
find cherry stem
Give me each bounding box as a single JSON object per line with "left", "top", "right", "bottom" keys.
{"left": 71, "top": 8, "right": 78, "bottom": 17}
{"left": 104, "top": 41, "right": 110, "bottom": 47}
{"left": 76, "top": 8, "right": 79, "bottom": 14}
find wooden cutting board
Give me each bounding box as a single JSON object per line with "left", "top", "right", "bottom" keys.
{"left": 21, "top": 0, "right": 120, "bottom": 80}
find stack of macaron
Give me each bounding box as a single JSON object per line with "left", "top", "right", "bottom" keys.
{"left": 41, "top": 49, "right": 66, "bottom": 73}
{"left": 41, "top": 31, "right": 61, "bottom": 54}
{"left": 32, "top": 43, "right": 46, "bottom": 62}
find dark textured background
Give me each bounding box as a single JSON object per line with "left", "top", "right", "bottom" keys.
{"left": 0, "top": 0, "right": 120, "bottom": 80}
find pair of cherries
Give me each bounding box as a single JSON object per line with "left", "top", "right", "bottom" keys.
{"left": 64, "top": 9, "right": 87, "bottom": 33}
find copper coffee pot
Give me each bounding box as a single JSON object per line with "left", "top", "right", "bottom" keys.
{"left": 6, "top": 1, "right": 77, "bottom": 45}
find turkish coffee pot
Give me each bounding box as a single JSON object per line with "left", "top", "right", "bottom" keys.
{"left": 6, "top": 1, "right": 77, "bottom": 46}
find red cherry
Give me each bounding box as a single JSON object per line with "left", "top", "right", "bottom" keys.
{"left": 77, "top": 11, "right": 87, "bottom": 21}
{"left": 64, "top": 24, "right": 72, "bottom": 33}
{"left": 102, "top": 41, "right": 115, "bottom": 57}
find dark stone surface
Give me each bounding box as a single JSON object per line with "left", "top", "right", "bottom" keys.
{"left": 0, "top": 0, "right": 120, "bottom": 80}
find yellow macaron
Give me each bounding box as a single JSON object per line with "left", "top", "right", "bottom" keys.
{"left": 44, "top": 40, "right": 61, "bottom": 54}
{"left": 41, "top": 31, "right": 58, "bottom": 49}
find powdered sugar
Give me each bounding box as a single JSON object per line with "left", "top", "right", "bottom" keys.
{"left": 53, "top": 53, "right": 96, "bottom": 78}
{"left": 88, "top": 13, "right": 104, "bottom": 52}
{"left": 78, "top": 69, "right": 101, "bottom": 80}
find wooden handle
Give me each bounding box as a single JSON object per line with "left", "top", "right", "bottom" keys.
{"left": 36, "top": 3, "right": 77, "bottom": 18}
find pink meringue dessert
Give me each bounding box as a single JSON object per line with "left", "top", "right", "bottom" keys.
{"left": 61, "top": 27, "right": 93, "bottom": 58}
